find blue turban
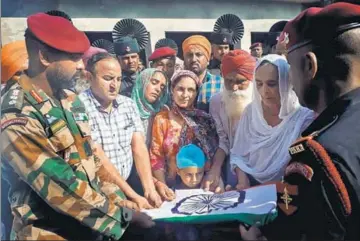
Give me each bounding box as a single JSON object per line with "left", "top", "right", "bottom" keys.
{"left": 176, "top": 144, "right": 206, "bottom": 169}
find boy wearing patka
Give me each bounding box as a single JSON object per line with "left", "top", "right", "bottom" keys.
{"left": 167, "top": 144, "right": 214, "bottom": 240}
{"left": 175, "top": 144, "right": 207, "bottom": 189}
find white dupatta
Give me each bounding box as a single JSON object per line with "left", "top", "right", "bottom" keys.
{"left": 230, "top": 54, "right": 314, "bottom": 183}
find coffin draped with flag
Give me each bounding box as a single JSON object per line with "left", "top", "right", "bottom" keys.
{"left": 142, "top": 184, "right": 278, "bottom": 225}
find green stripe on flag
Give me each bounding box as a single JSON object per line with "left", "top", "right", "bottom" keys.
{"left": 155, "top": 211, "right": 277, "bottom": 226}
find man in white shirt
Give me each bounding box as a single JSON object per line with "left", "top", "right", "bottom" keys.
{"left": 203, "top": 49, "right": 256, "bottom": 190}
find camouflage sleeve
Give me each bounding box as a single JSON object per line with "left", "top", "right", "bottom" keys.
{"left": 1, "top": 113, "right": 131, "bottom": 240}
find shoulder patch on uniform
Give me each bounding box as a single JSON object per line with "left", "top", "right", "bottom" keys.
{"left": 285, "top": 162, "right": 314, "bottom": 182}
{"left": 1, "top": 85, "right": 25, "bottom": 114}
{"left": 1, "top": 117, "right": 28, "bottom": 131}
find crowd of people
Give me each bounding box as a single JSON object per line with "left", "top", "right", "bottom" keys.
{"left": 1, "top": 1, "right": 360, "bottom": 240}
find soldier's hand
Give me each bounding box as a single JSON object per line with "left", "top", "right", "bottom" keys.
{"left": 239, "top": 224, "right": 267, "bottom": 240}
{"left": 155, "top": 181, "right": 175, "bottom": 201}
{"left": 144, "top": 189, "right": 163, "bottom": 208}
{"left": 131, "top": 211, "right": 155, "bottom": 228}
{"left": 118, "top": 200, "right": 140, "bottom": 211}
{"left": 132, "top": 195, "right": 154, "bottom": 210}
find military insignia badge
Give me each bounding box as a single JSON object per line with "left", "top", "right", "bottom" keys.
{"left": 50, "top": 119, "right": 67, "bottom": 134}
{"left": 280, "top": 187, "right": 292, "bottom": 210}
{"left": 283, "top": 32, "right": 289, "bottom": 44}
{"left": 277, "top": 31, "right": 289, "bottom": 48}
{"left": 125, "top": 46, "right": 131, "bottom": 52}
{"left": 30, "top": 90, "right": 43, "bottom": 103}
{"left": 285, "top": 162, "right": 314, "bottom": 182}
{"left": 223, "top": 37, "right": 227, "bottom": 43}
{"left": 1, "top": 118, "right": 28, "bottom": 131}
{"left": 289, "top": 143, "right": 305, "bottom": 155}
{"left": 276, "top": 182, "right": 298, "bottom": 216}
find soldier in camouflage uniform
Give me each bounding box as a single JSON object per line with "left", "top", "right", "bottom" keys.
{"left": 1, "top": 13, "right": 153, "bottom": 240}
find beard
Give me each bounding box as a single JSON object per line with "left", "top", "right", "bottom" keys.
{"left": 221, "top": 83, "right": 253, "bottom": 120}
{"left": 46, "top": 64, "right": 80, "bottom": 97}
{"left": 74, "top": 76, "right": 90, "bottom": 94}
{"left": 302, "top": 83, "right": 320, "bottom": 111}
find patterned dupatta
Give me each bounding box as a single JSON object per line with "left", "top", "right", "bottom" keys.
{"left": 172, "top": 104, "right": 219, "bottom": 163}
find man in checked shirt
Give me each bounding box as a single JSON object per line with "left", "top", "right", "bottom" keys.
{"left": 182, "top": 35, "right": 224, "bottom": 113}
{"left": 79, "top": 52, "right": 175, "bottom": 210}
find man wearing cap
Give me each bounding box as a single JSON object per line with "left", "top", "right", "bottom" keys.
{"left": 114, "top": 36, "right": 141, "bottom": 97}
{"left": 182, "top": 35, "right": 223, "bottom": 113}
{"left": 208, "top": 30, "right": 232, "bottom": 76}
{"left": 249, "top": 42, "right": 263, "bottom": 60}
{"left": 155, "top": 38, "right": 184, "bottom": 72}
{"left": 240, "top": 3, "right": 360, "bottom": 240}
{"left": 1, "top": 13, "right": 153, "bottom": 240}
{"left": 204, "top": 50, "right": 256, "bottom": 191}
{"left": 149, "top": 46, "right": 176, "bottom": 80}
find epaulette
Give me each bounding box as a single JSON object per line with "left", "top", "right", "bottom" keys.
{"left": 1, "top": 83, "right": 25, "bottom": 114}
{"left": 286, "top": 114, "right": 351, "bottom": 218}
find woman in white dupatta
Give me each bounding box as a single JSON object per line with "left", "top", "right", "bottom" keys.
{"left": 230, "top": 54, "right": 315, "bottom": 188}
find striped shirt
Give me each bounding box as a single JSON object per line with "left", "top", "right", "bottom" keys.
{"left": 79, "top": 89, "right": 144, "bottom": 180}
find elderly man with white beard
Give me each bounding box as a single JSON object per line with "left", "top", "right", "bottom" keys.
{"left": 202, "top": 50, "right": 256, "bottom": 191}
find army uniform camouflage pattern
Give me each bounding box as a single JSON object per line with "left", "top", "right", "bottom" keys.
{"left": 1, "top": 75, "right": 131, "bottom": 240}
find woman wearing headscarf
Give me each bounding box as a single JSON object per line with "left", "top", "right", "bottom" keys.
{"left": 230, "top": 54, "right": 315, "bottom": 189}
{"left": 150, "top": 70, "right": 219, "bottom": 188}
{"left": 131, "top": 68, "right": 169, "bottom": 146}
{"left": 1, "top": 40, "right": 28, "bottom": 90}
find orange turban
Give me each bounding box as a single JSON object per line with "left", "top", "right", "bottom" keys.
{"left": 221, "top": 49, "right": 256, "bottom": 80}
{"left": 182, "top": 35, "right": 211, "bottom": 61}
{"left": 1, "top": 40, "right": 28, "bottom": 83}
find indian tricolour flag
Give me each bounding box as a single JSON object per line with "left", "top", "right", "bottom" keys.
{"left": 142, "top": 184, "right": 278, "bottom": 226}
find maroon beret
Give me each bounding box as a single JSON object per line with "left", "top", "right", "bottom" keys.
{"left": 27, "top": 13, "right": 90, "bottom": 54}
{"left": 249, "top": 42, "right": 262, "bottom": 49}
{"left": 282, "top": 2, "right": 360, "bottom": 54}
{"left": 278, "top": 7, "right": 321, "bottom": 53}
{"left": 149, "top": 47, "right": 176, "bottom": 61}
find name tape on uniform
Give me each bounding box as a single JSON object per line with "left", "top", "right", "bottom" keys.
{"left": 1, "top": 118, "right": 28, "bottom": 131}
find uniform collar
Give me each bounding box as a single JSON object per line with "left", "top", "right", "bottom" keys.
{"left": 17, "top": 74, "right": 59, "bottom": 105}
{"left": 302, "top": 87, "right": 360, "bottom": 137}
{"left": 122, "top": 71, "right": 137, "bottom": 79}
